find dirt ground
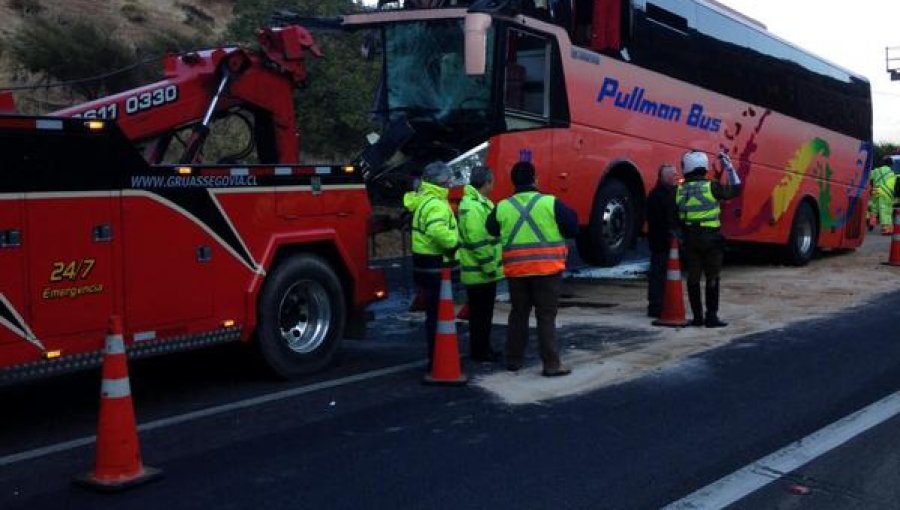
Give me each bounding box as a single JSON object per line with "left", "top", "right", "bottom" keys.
{"left": 477, "top": 234, "right": 900, "bottom": 405}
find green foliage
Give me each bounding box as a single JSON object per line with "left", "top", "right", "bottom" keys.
{"left": 229, "top": 0, "right": 381, "bottom": 161}
{"left": 7, "top": 16, "right": 139, "bottom": 99}
{"left": 5, "top": 14, "right": 214, "bottom": 100}
{"left": 121, "top": 3, "right": 148, "bottom": 24}
{"left": 875, "top": 142, "right": 900, "bottom": 163}
{"left": 7, "top": 0, "right": 43, "bottom": 15}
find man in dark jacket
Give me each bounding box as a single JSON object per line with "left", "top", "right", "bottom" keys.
{"left": 645, "top": 164, "right": 679, "bottom": 318}
{"left": 485, "top": 161, "right": 579, "bottom": 376}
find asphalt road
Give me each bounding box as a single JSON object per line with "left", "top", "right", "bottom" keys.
{"left": 732, "top": 413, "right": 900, "bottom": 509}
{"left": 2, "top": 286, "right": 900, "bottom": 509}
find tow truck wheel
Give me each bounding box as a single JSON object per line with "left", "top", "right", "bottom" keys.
{"left": 257, "top": 255, "right": 346, "bottom": 378}
{"left": 576, "top": 179, "right": 635, "bottom": 267}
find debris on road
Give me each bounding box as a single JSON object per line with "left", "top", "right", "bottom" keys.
{"left": 478, "top": 235, "right": 900, "bottom": 404}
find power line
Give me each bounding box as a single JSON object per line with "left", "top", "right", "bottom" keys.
{"left": 0, "top": 56, "right": 165, "bottom": 92}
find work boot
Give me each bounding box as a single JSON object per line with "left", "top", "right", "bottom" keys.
{"left": 705, "top": 278, "right": 728, "bottom": 328}
{"left": 687, "top": 283, "right": 704, "bottom": 327}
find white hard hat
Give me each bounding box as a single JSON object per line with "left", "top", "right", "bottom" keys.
{"left": 682, "top": 151, "right": 709, "bottom": 175}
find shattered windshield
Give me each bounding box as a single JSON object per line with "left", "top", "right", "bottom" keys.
{"left": 384, "top": 20, "right": 493, "bottom": 123}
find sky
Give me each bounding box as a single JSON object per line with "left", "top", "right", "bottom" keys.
{"left": 362, "top": 1, "right": 900, "bottom": 142}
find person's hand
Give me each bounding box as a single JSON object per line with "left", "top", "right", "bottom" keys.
{"left": 718, "top": 151, "right": 734, "bottom": 170}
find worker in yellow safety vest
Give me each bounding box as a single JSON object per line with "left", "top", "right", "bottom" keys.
{"left": 404, "top": 161, "right": 459, "bottom": 368}
{"left": 676, "top": 150, "right": 742, "bottom": 328}
{"left": 458, "top": 166, "right": 504, "bottom": 363}
{"left": 485, "top": 161, "right": 578, "bottom": 377}
{"left": 869, "top": 157, "right": 898, "bottom": 235}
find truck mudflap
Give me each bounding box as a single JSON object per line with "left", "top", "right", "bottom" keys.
{"left": 0, "top": 327, "right": 241, "bottom": 387}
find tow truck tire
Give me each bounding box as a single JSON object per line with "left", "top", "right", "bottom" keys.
{"left": 576, "top": 179, "right": 635, "bottom": 267}
{"left": 784, "top": 201, "right": 818, "bottom": 266}
{"left": 257, "top": 254, "right": 346, "bottom": 379}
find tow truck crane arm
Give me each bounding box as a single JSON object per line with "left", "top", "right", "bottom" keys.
{"left": 47, "top": 25, "right": 322, "bottom": 164}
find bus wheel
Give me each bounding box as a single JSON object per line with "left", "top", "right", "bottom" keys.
{"left": 784, "top": 201, "right": 818, "bottom": 266}
{"left": 576, "top": 179, "right": 636, "bottom": 267}
{"left": 257, "top": 254, "right": 346, "bottom": 378}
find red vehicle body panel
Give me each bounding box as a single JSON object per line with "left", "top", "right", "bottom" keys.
{"left": 480, "top": 16, "right": 870, "bottom": 251}
{"left": 0, "top": 119, "right": 384, "bottom": 385}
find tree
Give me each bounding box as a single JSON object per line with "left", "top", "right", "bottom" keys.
{"left": 229, "top": 0, "right": 382, "bottom": 162}
{"left": 875, "top": 142, "right": 900, "bottom": 164}
{"left": 7, "top": 16, "right": 140, "bottom": 99}
{"left": 5, "top": 14, "right": 212, "bottom": 101}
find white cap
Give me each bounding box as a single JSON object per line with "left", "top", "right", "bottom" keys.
{"left": 682, "top": 151, "right": 709, "bottom": 175}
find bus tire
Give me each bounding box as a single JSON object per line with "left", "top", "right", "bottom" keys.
{"left": 256, "top": 254, "right": 346, "bottom": 379}
{"left": 576, "top": 179, "right": 636, "bottom": 267}
{"left": 784, "top": 201, "right": 818, "bottom": 266}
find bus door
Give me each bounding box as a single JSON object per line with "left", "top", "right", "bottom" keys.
{"left": 501, "top": 26, "right": 569, "bottom": 196}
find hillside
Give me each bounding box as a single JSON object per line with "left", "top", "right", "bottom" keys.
{"left": 0, "top": 0, "right": 235, "bottom": 110}
{"left": 0, "top": 0, "right": 233, "bottom": 41}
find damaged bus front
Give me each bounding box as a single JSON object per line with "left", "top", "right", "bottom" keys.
{"left": 344, "top": 7, "right": 570, "bottom": 200}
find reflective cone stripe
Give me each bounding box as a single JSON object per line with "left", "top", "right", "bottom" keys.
{"left": 887, "top": 209, "right": 900, "bottom": 267}
{"left": 653, "top": 238, "right": 689, "bottom": 328}
{"left": 74, "top": 316, "right": 161, "bottom": 492}
{"left": 423, "top": 268, "right": 468, "bottom": 386}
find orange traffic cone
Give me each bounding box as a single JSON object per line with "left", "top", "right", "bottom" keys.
{"left": 652, "top": 237, "right": 689, "bottom": 328}
{"left": 423, "top": 268, "right": 468, "bottom": 386}
{"left": 456, "top": 302, "right": 470, "bottom": 321}
{"left": 885, "top": 208, "right": 900, "bottom": 267}
{"left": 74, "top": 316, "right": 162, "bottom": 492}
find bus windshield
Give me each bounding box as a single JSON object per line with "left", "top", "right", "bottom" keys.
{"left": 384, "top": 20, "right": 493, "bottom": 124}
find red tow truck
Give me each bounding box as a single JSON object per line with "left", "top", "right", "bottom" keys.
{"left": 0, "top": 25, "right": 386, "bottom": 385}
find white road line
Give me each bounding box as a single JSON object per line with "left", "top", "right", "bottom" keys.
{"left": 662, "top": 390, "right": 900, "bottom": 509}
{"left": 0, "top": 359, "right": 426, "bottom": 468}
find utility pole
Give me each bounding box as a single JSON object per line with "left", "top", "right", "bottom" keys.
{"left": 888, "top": 46, "right": 900, "bottom": 81}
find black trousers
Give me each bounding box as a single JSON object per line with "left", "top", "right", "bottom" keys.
{"left": 413, "top": 270, "right": 441, "bottom": 364}
{"left": 465, "top": 281, "right": 497, "bottom": 357}
{"left": 507, "top": 274, "right": 563, "bottom": 371}
{"left": 684, "top": 227, "right": 724, "bottom": 285}
{"left": 647, "top": 250, "right": 667, "bottom": 315}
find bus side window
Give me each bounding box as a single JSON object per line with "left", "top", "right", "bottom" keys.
{"left": 505, "top": 30, "right": 550, "bottom": 120}
{"left": 591, "top": 0, "right": 622, "bottom": 51}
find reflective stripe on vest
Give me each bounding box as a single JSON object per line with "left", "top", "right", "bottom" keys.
{"left": 458, "top": 192, "right": 502, "bottom": 284}
{"left": 872, "top": 166, "right": 896, "bottom": 196}
{"left": 498, "top": 192, "right": 567, "bottom": 277}
{"left": 677, "top": 181, "right": 721, "bottom": 228}
{"left": 411, "top": 197, "right": 456, "bottom": 259}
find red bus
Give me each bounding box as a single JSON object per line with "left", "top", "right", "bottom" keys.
{"left": 347, "top": 0, "right": 873, "bottom": 266}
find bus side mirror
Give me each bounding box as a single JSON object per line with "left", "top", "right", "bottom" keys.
{"left": 464, "top": 13, "right": 492, "bottom": 76}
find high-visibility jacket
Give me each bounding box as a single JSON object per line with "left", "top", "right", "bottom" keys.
{"left": 495, "top": 191, "right": 567, "bottom": 277}
{"left": 676, "top": 180, "right": 721, "bottom": 228}
{"left": 403, "top": 181, "right": 458, "bottom": 262}
{"left": 457, "top": 185, "right": 502, "bottom": 285}
{"left": 871, "top": 165, "right": 897, "bottom": 200}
